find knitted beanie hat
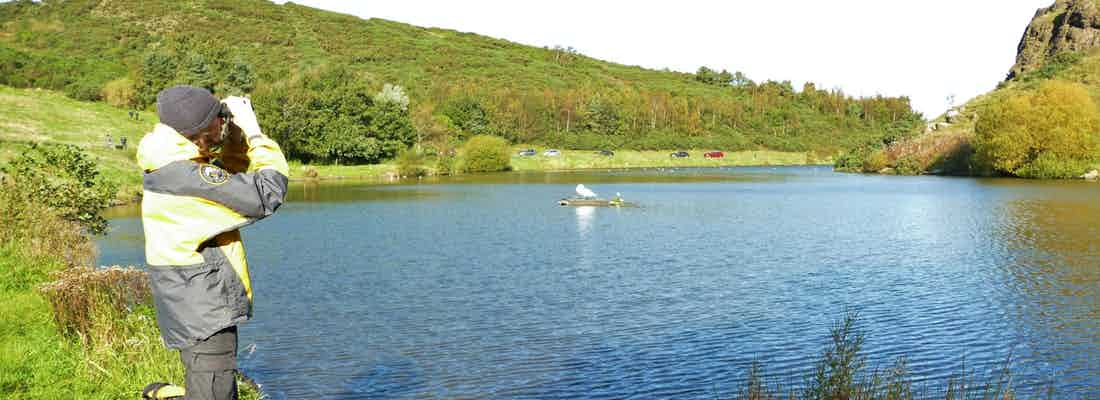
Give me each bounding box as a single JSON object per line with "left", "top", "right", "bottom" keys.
{"left": 156, "top": 85, "right": 220, "bottom": 137}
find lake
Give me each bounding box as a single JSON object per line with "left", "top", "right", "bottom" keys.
{"left": 98, "top": 166, "right": 1100, "bottom": 398}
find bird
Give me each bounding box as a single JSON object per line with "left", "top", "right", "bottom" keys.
{"left": 576, "top": 184, "right": 597, "bottom": 199}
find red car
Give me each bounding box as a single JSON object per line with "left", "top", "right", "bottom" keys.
{"left": 703, "top": 151, "right": 725, "bottom": 159}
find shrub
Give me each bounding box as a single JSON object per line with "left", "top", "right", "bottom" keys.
{"left": 893, "top": 155, "right": 924, "bottom": 175}
{"left": 396, "top": 148, "right": 428, "bottom": 178}
{"left": 834, "top": 148, "right": 868, "bottom": 172}
{"left": 1, "top": 144, "right": 118, "bottom": 234}
{"left": 64, "top": 79, "right": 103, "bottom": 101}
{"left": 861, "top": 150, "right": 888, "bottom": 173}
{"left": 434, "top": 145, "right": 458, "bottom": 176}
{"left": 0, "top": 181, "right": 93, "bottom": 292}
{"left": 1015, "top": 152, "right": 1090, "bottom": 179}
{"left": 101, "top": 77, "right": 137, "bottom": 109}
{"left": 462, "top": 135, "right": 511, "bottom": 172}
{"left": 975, "top": 80, "right": 1100, "bottom": 178}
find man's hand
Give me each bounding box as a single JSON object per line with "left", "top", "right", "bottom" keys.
{"left": 221, "top": 96, "right": 264, "bottom": 142}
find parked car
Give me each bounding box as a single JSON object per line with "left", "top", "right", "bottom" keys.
{"left": 518, "top": 149, "right": 537, "bottom": 157}
{"left": 703, "top": 151, "right": 725, "bottom": 159}
{"left": 544, "top": 149, "right": 561, "bottom": 157}
{"left": 670, "top": 151, "right": 690, "bottom": 158}
{"left": 597, "top": 150, "right": 614, "bottom": 157}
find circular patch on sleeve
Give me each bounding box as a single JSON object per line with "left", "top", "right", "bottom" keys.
{"left": 199, "top": 164, "right": 230, "bottom": 185}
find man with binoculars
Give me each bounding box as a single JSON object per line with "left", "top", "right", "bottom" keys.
{"left": 137, "top": 85, "right": 289, "bottom": 400}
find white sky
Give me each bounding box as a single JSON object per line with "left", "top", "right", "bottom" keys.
{"left": 274, "top": 0, "right": 1054, "bottom": 117}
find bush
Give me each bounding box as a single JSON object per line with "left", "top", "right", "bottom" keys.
{"left": 1, "top": 144, "right": 118, "bottom": 234}
{"left": 64, "top": 79, "right": 103, "bottom": 102}
{"left": 834, "top": 148, "right": 868, "bottom": 172}
{"left": 433, "top": 145, "right": 458, "bottom": 176}
{"left": 396, "top": 148, "right": 428, "bottom": 178}
{"left": 101, "top": 77, "right": 137, "bottom": 109}
{"left": 861, "top": 150, "right": 888, "bottom": 173}
{"left": 894, "top": 155, "right": 924, "bottom": 175}
{"left": 1015, "top": 152, "right": 1090, "bottom": 179}
{"left": 0, "top": 182, "right": 93, "bottom": 292}
{"left": 974, "top": 80, "right": 1100, "bottom": 178}
{"left": 462, "top": 135, "right": 511, "bottom": 172}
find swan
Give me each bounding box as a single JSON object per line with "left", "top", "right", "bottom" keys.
{"left": 575, "top": 184, "right": 597, "bottom": 199}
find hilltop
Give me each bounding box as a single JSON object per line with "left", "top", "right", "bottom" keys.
{"left": 838, "top": 0, "right": 1100, "bottom": 178}
{"left": 0, "top": 0, "right": 920, "bottom": 163}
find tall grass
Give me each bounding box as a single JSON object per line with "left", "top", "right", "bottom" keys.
{"left": 0, "top": 163, "right": 262, "bottom": 399}
{"left": 723, "top": 313, "right": 1024, "bottom": 400}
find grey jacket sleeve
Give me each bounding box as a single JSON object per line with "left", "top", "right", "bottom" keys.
{"left": 144, "top": 160, "right": 289, "bottom": 219}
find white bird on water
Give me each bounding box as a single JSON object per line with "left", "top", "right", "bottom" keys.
{"left": 575, "top": 184, "right": 597, "bottom": 199}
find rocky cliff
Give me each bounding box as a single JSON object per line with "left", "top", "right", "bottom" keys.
{"left": 1008, "top": 0, "right": 1100, "bottom": 79}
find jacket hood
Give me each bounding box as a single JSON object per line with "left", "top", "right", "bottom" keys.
{"left": 137, "top": 123, "right": 202, "bottom": 171}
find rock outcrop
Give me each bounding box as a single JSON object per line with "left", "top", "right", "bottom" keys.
{"left": 1008, "top": 0, "right": 1100, "bottom": 80}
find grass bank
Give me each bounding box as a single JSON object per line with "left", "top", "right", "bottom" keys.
{"left": 0, "top": 86, "right": 150, "bottom": 201}
{"left": 0, "top": 160, "right": 262, "bottom": 399}
{"left": 293, "top": 148, "right": 827, "bottom": 181}
{"left": 509, "top": 148, "right": 826, "bottom": 171}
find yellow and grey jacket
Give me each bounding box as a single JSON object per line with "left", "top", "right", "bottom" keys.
{"left": 137, "top": 123, "right": 289, "bottom": 350}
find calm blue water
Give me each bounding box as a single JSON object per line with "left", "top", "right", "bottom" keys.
{"left": 99, "top": 166, "right": 1100, "bottom": 398}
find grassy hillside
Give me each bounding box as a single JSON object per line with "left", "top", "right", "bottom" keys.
{"left": 0, "top": 0, "right": 921, "bottom": 160}
{"left": 0, "top": 86, "right": 150, "bottom": 200}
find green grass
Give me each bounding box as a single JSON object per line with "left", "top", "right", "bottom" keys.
{"left": 509, "top": 148, "right": 824, "bottom": 171}
{"left": 0, "top": 86, "right": 149, "bottom": 200}
{"left": 292, "top": 149, "right": 824, "bottom": 181}
{"left": 0, "top": 183, "right": 263, "bottom": 399}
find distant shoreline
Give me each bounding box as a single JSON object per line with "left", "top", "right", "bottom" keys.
{"left": 290, "top": 149, "right": 831, "bottom": 182}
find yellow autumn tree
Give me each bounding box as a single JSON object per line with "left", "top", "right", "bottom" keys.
{"left": 975, "top": 80, "right": 1100, "bottom": 178}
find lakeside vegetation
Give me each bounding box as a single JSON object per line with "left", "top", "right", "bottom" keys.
{"left": 0, "top": 146, "right": 261, "bottom": 399}
{"left": 835, "top": 0, "right": 1100, "bottom": 179}
{"left": 0, "top": 85, "right": 826, "bottom": 189}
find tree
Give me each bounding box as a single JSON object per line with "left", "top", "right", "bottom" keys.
{"left": 222, "top": 56, "right": 256, "bottom": 96}
{"left": 373, "top": 83, "right": 409, "bottom": 111}
{"left": 975, "top": 80, "right": 1100, "bottom": 178}
{"left": 252, "top": 65, "right": 417, "bottom": 164}
{"left": 440, "top": 97, "right": 491, "bottom": 140}
{"left": 582, "top": 96, "right": 622, "bottom": 135}
{"left": 136, "top": 50, "right": 177, "bottom": 106}
{"left": 182, "top": 54, "right": 216, "bottom": 93}
{"left": 731, "top": 71, "right": 753, "bottom": 87}
{"left": 717, "top": 69, "right": 734, "bottom": 86}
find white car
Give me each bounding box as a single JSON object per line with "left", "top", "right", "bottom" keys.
{"left": 543, "top": 149, "right": 561, "bottom": 157}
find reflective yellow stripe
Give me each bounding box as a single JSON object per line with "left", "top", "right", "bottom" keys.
{"left": 246, "top": 136, "right": 290, "bottom": 176}
{"left": 141, "top": 191, "right": 250, "bottom": 266}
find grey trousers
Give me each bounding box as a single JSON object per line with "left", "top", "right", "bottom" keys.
{"left": 180, "top": 326, "right": 238, "bottom": 400}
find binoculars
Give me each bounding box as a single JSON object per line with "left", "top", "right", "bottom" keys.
{"left": 218, "top": 102, "right": 234, "bottom": 121}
